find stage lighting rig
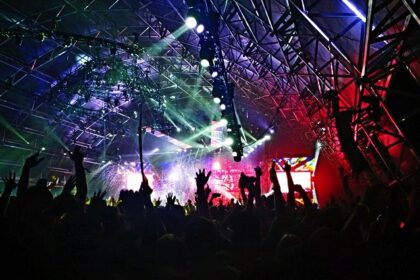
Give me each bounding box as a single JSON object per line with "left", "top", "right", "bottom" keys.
{"left": 185, "top": 1, "right": 243, "bottom": 161}
{"left": 185, "top": 0, "right": 206, "bottom": 32}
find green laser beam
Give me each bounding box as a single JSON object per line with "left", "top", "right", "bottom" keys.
{"left": 0, "top": 113, "right": 29, "bottom": 144}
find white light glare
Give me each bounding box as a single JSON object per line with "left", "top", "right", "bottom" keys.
{"left": 196, "top": 24, "right": 205, "bottom": 33}
{"left": 342, "top": 0, "right": 366, "bottom": 23}
{"left": 220, "top": 104, "right": 226, "bottom": 110}
{"left": 224, "top": 137, "right": 234, "bottom": 146}
{"left": 213, "top": 97, "right": 221, "bottom": 104}
{"left": 76, "top": 54, "right": 92, "bottom": 65}
{"left": 185, "top": 17, "right": 197, "bottom": 29}
{"left": 264, "top": 134, "right": 271, "bottom": 141}
{"left": 200, "top": 59, "right": 210, "bottom": 68}
{"left": 220, "top": 119, "right": 228, "bottom": 126}
{"left": 316, "top": 141, "right": 322, "bottom": 148}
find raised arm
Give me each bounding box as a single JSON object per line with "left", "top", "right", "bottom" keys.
{"left": 254, "top": 167, "right": 263, "bottom": 208}
{"left": 195, "top": 169, "right": 211, "bottom": 217}
{"left": 17, "top": 152, "right": 44, "bottom": 198}
{"left": 294, "top": 184, "right": 315, "bottom": 216}
{"left": 69, "top": 147, "right": 87, "bottom": 204}
{"left": 283, "top": 162, "right": 295, "bottom": 210}
{"left": 270, "top": 161, "right": 285, "bottom": 214}
{"left": 1, "top": 172, "right": 16, "bottom": 216}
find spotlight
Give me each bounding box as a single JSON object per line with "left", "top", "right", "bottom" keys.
{"left": 220, "top": 104, "right": 226, "bottom": 110}
{"left": 211, "top": 70, "right": 218, "bottom": 78}
{"left": 200, "top": 59, "right": 210, "bottom": 68}
{"left": 264, "top": 134, "right": 271, "bottom": 140}
{"left": 186, "top": 16, "right": 197, "bottom": 28}
{"left": 220, "top": 119, "right": 228, "bottom": 126}
{"left": 185, "top": 7, "right": 200, "bottom": 29}
{"left": 196, "top": 24, "right": 205, "bottom": 33}
{"left": 232, "top": 151, "right": 238, "bottom": 157}
{"left": 176, "top": 127, "right": 181, "bottom": 132}
{"left": 213, "top": 97, "right": 221, "bottom": 104}
{"left": 224, "top": 137, "right": 234, "bottom": 146}
{"left": 269, "top": 128, "right": 275, "bottom": 134}
{"left": 41, "top": 147, "right": 46, "bottom": 151}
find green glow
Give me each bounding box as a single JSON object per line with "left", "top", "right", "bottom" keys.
{"left": 87, "top": 161, "right": 112, "bottom": 183}
{"left": 0, "top": 113, "right": 29, "bottom": 144}
{"left": 147, "top": 25, "right": 189, "bottom": 56}
{"left": 243, "top": 129, "right": 257, "bottom": 142}
{"left": 43, "top": 125, "right": 69, "bottom": 150}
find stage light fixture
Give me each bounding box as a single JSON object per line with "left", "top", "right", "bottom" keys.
{"left": 196, "top": 24, "right": 205, "bottom": 33}
{"left": 213, "top": 97, "right": 221, "bottom": 104}
{"left": 232, "top": 151, "right": 238, "bottom": 157}
{"left": 176, "top": 127, "right": 181, "bottom": 132}
{"left": 186, "top": 16, "right": 197, "bottom": 28}
{"left": 211, "top": 70, "right": 218, "bottom": 78}
{"left": 269, "top": 128, "right": 275, "bottom": 134}
{"left": 41, "top": 147, "right": 46, "bottom": 151}
{"left": 200, "top": 59, "right": 210, "bottom": 68}
{"left": 220, "top": 104, "right": 226, "bottom": 110}
{"left": 264, "top": 134, "right": 271, "bottom": 140}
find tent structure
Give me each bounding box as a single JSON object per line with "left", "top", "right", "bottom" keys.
{"left": 0, "top": 0, "right": 419, "bottom": 187}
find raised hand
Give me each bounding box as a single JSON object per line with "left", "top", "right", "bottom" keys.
{"left": 195, "top": 169, "right": 211, "bottom": 189}
{"left": 1, "top": 171, "right": 16, "bottom": 215}
{"left": 90, "top": 190, "right": 107, "bottom": 209}
{"left": 154, "top": 197, "right": 162, "bottom": 207}
{"left": 24, "top": 152, "right": 44, "bottom": 168}
{"left": 283, "top": 161, "right": 291, "bottom": 173}
{"left": 69, "top": 146, "right": 84, "bottom": 164}
{"left": 166, "top": 192, "right": 176, "bottom": 207}
{"left": 195, "top": 169, "right": 211, "bottom": 217}
{"left": 2, "top": 171, "right": 16, "bottom": 193}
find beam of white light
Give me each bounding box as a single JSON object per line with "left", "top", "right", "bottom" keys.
{"left": 342, "top": 0, "right": 366, "bottom": 23}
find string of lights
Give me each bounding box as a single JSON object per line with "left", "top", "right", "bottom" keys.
{"left": 185, "top": 0, "right": 244, "bottom": 162}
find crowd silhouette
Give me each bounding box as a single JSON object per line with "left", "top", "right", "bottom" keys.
{"left": 1, "top": 146, "right": 420, "bottom": 280}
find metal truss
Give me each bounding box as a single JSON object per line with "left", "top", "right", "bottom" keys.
{"left": 350, "top": 0, "right": 420, "bottom": 184}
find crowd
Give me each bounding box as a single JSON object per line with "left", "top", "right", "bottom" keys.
{"left": 1, "top": 147, "right": 420, "bottom": 280}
